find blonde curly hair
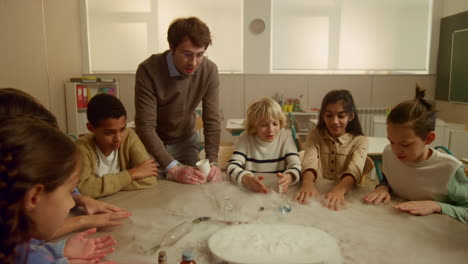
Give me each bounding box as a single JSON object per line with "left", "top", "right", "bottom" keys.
{"left": 244, "top": 97, "right": 286, "bottom": 135}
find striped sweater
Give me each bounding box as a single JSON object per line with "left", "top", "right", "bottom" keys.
{"left": 226, "top": 129, "right": 301, "bottom": 185}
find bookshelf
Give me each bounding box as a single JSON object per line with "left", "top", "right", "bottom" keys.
{"left": 288, "top": 111, "right": 319, "bottom": 138}
{"left": 65, "top": 81, "right": 119, "bottom": 137}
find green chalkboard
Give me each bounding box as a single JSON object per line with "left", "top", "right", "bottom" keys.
{"left": 436, "top": 10, "right": 468, "bottom": 101}
{"left": 449, "top": 29, "right": 468, "bottom": 103}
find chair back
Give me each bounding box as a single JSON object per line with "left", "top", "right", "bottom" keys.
{"left": 361, "top": 156, "right": 375, "bottom": 185}
{"left": 434, "top": 145, "right": 454, "bottom": 156}
{"left": 434, "top": 146, "right": 468, "bottom": 177}
{"left": 287, "top": 112, "right": 303, "bottom": 151}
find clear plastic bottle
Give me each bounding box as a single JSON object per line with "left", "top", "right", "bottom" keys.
{"left": 161, "top": 222, "right": 193, "bottom": 247}
{"left": 180, "top": 249, "right": 197, "bottom": 264}
{"left": 147, "top": 222, "right": 193, "bottom": 255}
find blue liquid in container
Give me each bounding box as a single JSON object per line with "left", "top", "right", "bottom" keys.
{"left": 279, "top": 205, "right": 292, "bottom": 214}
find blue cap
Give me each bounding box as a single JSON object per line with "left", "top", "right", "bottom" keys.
{"left": 182, "top": 249, "right": 194, "bottom": 261}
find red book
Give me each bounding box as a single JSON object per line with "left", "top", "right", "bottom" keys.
{"left": 76, "top": 85, "right": 84, "bottom": 108}
{"left": 83, "top": 86, "right": 88, "bottom": 107}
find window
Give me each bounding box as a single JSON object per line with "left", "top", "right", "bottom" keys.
{"left": 271, "top": 0, "right": 432, "bottom": 73}
{"left": 82, "top": 0, "right": 243, "bottom": 73}
{"left": 82, "top": 0, "right": 433, "bottom": 74}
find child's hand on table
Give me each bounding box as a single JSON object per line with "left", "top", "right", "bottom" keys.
{"left": 129, "top": 159, "right": 158, "bottom": 180}
{"left": 295, "top": 170, "right": 320, "bottom": 204}
{"left": 69, "top": 259, "right": 117, "bottom": 264}
{"left": 362, "top": 185, "right": 391, "bottom": 205}
{"left": 81, "top": 212, "right": 131, "bottom": 229}
{"left": 64, "top": 228, "right": 116, "bottom": 262}
{"left": 277, "top": 173, "right": 293, "bottom": 193}
{"left": 394, "top": 201, "right": 442, "bottom": 216}
{"left": 322, "top": 188, "right": 347, "bottom": 211}
{"left": 322, "top": 174, "right": 355, "bottom": 211}
{"left": 242, "top": 174, "right": 269, "bottom": 194}
{"left": 75, "top": 195, "right": 128, "bottom": 215}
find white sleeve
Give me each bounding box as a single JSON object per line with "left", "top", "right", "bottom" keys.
{"left": 226, "top": 133, "right": 252, "bottom": 184}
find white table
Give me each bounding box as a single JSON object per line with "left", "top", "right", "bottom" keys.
{"left": 367, "top": 137, "right": 389, "bottom": 181}
{"left": 61, "top": 175, "right": 468, "bottom": 264}
{"left": 367, "top": 136, "right": 389, "bottom": 155}
{"left": 226, "top": 119, "right": 245, "bottom": 136}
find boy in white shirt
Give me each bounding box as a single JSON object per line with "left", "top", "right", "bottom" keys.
{"left": 77, "top": 94, "right": 157, "bottom": 198}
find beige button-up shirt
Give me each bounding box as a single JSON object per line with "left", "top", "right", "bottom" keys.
{"left": 302, "top": 128, "right": 369, "bottom": 184}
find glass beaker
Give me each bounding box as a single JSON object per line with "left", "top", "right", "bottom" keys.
{"left": 223, "top": 198, "right": 234, "bottom": 222}
{"left": 278, "top": 186, "right": 292, "bottom": 214}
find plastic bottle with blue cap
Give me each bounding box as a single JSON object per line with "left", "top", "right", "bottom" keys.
{"left": 180, "top": 249, "right": 197, "bottom": 264}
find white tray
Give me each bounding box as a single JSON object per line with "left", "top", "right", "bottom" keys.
{"left": 208, "top": 224, "right": 342, "bottom": 264}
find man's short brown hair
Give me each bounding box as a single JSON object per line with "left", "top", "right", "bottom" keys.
{"left": 167, "top": 17, "right": 212, "bottom": 49}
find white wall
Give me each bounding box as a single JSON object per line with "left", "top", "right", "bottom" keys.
{"left": 43, "top": 0, "right": 83, "bottom": 128}
{"left": 442, "top": 0, "right": 468, "bottom": 17}
{"left": 243, "top": 0, "right": 271, "bottom": 73}
{"left": 1, "top": 0, "right": 50, "bottom": 106}
{"left": 0, "top": 0, "right": 82, "bottom": 130}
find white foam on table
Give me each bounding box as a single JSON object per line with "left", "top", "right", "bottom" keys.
{"left": 83, "top": 175, "right": 468, "bottom": 264}
{"left": 208, "top": 224, "right": 342, "bottom": 264}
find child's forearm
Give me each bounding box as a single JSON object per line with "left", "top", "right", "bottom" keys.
{"left": 128, "top": 167, "right": 140, "bottom": 180}
{"left": 121, "top": 176, "right": 157, "bottom": 190}
{"left": 375, "top": 184, "right": 390, "bottom": 193}
{"left": 226, "top": 162, "right": 248, "bottom": 184}
{"left": 437, "top": 202, "right": 468, "bottom": 223}
{"left": 334, "top": 174, "right": 356, "bottom": 194}
{"left": 80, "top": 171, "right": 132, "bottom": 198}
{"left": 302, "top": 169, "right": 317, "bottom": 183}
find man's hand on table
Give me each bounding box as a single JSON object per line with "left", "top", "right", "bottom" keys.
{"left": 167, "top": 164, "right": 206, "bottom": 184}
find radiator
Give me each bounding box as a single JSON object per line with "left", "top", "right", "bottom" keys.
{"left": 308, "top": 108, "right": 386, "bottom": 136}
{"left": 358, "top": 108, "right": 386, "bottom": 136}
